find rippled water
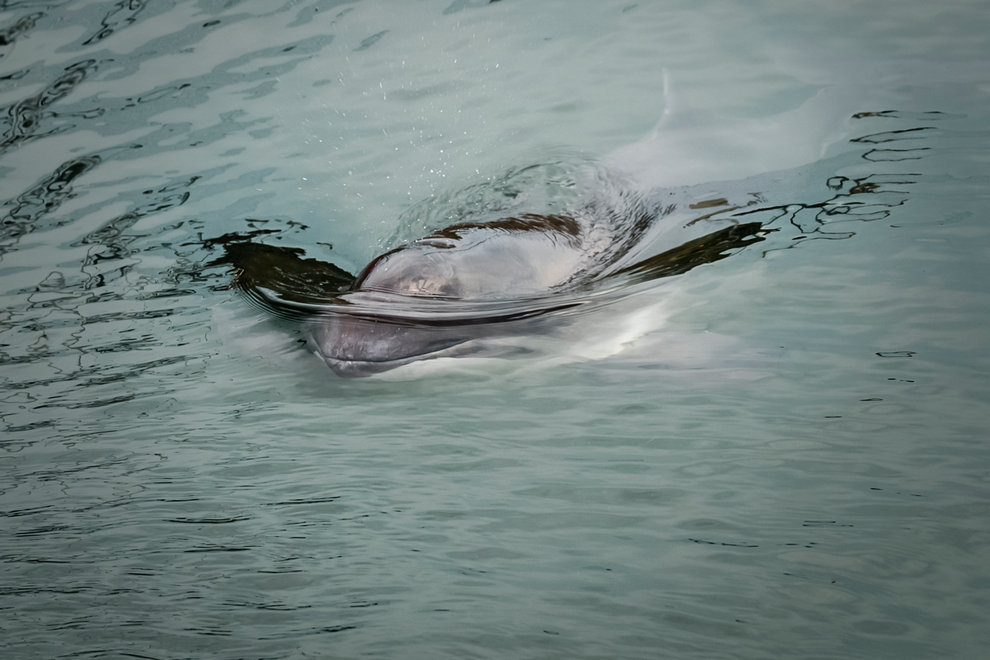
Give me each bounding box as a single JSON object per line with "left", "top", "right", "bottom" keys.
{"left": 3, "top": 1, "right": 990, "bottom": 658}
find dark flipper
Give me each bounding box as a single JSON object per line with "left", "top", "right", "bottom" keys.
{"left": 215, "top": 241, "right": 355, "bottom": 318}
{"left": 613, "top": 222, "right": 766, "bottom": 284}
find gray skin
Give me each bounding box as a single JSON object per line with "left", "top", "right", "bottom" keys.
{"left": 306, "top": 314, "right": 482, "bottom": 377}
{"left": 221, "top": 210, "right": 764, "bottom": 377}
{"left": 308, "top": 214, "right": 593, "bottom": 376}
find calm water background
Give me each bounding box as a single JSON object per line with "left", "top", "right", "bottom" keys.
{"left": 2, "top": 1, "right": 990, "bottom": 658}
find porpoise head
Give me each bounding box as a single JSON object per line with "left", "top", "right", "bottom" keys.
{"left": 307, "top": 214, "right": 588, "bottom": 376}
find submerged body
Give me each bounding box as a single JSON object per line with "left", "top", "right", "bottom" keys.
{"left": 221, "top": 197, "right": 764, "bottom": 376}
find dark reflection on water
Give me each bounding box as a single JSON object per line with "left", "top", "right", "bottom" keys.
{"left": 1, "top": 155, "right": 101, "bottom": 246}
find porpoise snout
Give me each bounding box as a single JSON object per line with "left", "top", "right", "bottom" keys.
{"left": 307, "top": 313, "right": 472, "bottom": 377}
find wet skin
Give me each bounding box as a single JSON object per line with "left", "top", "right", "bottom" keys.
{"left": 217, "top": 211, "right": 764, "bottom": 376}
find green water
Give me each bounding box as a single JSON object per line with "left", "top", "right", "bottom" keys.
{"left": 2, "top": 1, "right": 990, "bottom": 658}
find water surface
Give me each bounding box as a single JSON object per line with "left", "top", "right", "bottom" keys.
{"left": 2, "top": 1, "right": 990, "bottom": 658}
